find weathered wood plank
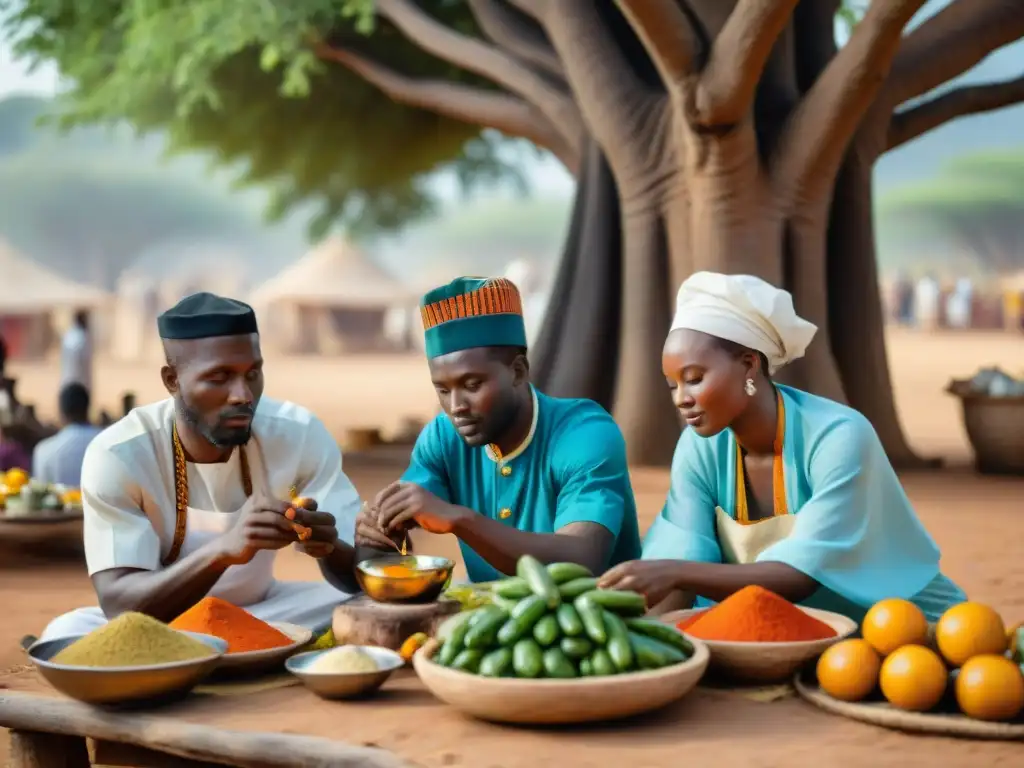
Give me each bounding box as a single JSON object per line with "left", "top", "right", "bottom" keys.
{"left": 0, "top": 692, "right": 409, "bottom": 768}
{"left": 9, "top": 730, "right": 90, "bottom": 768}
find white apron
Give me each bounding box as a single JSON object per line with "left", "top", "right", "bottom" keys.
{"left": 715, "top": 505, "right": 795, "bottom": 565}
{"left": 40, "top": 441, "right": 351, "bottom": 641}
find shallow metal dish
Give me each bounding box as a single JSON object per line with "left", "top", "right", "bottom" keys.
{"left": 212, "top": 622, "right": 314, "bottom": 675}
{"left": 285, "top": 646, "right": 404, "bottom": 700}
{"left": 27, "top": 631, "right": 226, "bottom": 707}
{"left": 356, "top": 555, "right": 455, "bottom": 603}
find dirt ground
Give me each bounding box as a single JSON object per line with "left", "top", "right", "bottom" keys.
{"left": 1, "top": 328, "right": 1022, "bottom": 766}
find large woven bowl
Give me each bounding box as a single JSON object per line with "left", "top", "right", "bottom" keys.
{"left": 412, "top": 636, "right": 709, "bottom": 725}
{"left": 661, "top": 607, "right": 857, "bottom": 685}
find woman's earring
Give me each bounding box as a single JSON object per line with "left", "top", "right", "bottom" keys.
{"left": 745, "top": 378, "right": 757, "bottom": 396}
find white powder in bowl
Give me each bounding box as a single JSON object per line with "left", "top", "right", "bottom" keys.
{"left": 308, "top": 646, "right": 380, "bottom": 674}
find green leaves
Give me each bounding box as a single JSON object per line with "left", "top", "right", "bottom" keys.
{"left": 3, "top": 0, "right": 520, "bottom": 236}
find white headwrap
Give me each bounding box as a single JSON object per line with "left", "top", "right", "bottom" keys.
{"left": 669, "top": 272, "right": 817, "bottom": 373}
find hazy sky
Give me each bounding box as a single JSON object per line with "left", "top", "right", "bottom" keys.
{"left": 0, "top": 42, "right": 57, "bottom": 95}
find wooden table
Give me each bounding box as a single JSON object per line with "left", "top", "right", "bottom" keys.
{"left": 3, "top": 662, "right": 1021, "bottom": 768}
{"left": 0, "top": 686, "right": 409, "bottom": 768}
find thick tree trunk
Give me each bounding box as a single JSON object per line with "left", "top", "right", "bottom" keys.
{"left": 533, "top": 139, "right": 680, "bottom": 466}
{"left": 611, "top": 211, "right": 681, "bottom": 465}
{"left": 782, "top": 216, "right": 848, "bottom": 402}
{"left": 531, "top": 139, "right": 622, "bottom": 407}
{"left": 825, "top": 153, "right": 937, "bottom": 468}
{"left": 532, "top": 0, "right": 936, "bottom": 469}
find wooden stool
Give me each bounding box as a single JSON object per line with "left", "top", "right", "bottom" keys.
{"left": 333, "top": 596, "right": 460, "bottom": 651}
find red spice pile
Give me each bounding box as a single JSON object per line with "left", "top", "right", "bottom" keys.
{"left": 676, "top": 585, "right": 836, "bottom": 642}
{"left": 170, "top": 596, "right": 293, "bottom": 654}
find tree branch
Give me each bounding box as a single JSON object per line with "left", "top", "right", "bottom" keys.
{"left": 888, "top": 74, "right": 1024, "bottom": 150}
{"left": 889, "top": 0, "right": 1024, "bottom": 106}
{"left": 772, "top": 0, "right": 928, "bottom": 207}
{"left": 696, "top": 0, "right": 801, "bottom": 125}
{"left": 313, "top": 43, "right": 579, "bottom": 172}
{"left": 374, "top": 0, "right": 583, "bottom": 149}
{"left": 530, "top": 2, "right": 665, "bottom": 164}
{"left": 467, "top": 0, "right": 564, "bottom": 79}
{"left": 613, "top": 0, "right": 698, "bottom": 88}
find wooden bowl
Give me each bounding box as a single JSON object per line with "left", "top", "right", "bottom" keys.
{"left": 412, "top": 637, "right": 710, "bottom": 725}
{"left": 213, "top": 622, "right": 313, "bottom": 675}
{"left": 661, "top": 607, "right": 857, "bottom": 684}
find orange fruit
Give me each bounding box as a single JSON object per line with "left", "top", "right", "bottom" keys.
{"left": 935, "top": 602, "right": 1007, "bottom": 667}
{"left": 861, "top": 598, "right": 929, "bottom": 656}
{"left": 816, "top": 639, "right": 881, "bottom": 702}
{"left": 3, "top": 468, "right": 28, "bottom": 491}
{"left": 955, "top": 654, "right": 1024, "bottom": 721}
{"left": 879, "top": 645, "right": 948, "bottom": 712}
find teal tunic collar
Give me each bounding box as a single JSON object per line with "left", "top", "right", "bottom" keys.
{"left": 484, "top": 386, "right": 540, "bottom": 466}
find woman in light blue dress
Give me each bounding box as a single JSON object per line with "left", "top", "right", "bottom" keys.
{"left": 600, "top": 272, "right": 966, "bottom": 622}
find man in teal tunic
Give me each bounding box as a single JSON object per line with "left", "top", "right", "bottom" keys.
{"left": 358, "top": 277, "right": 642, "bottom": 582}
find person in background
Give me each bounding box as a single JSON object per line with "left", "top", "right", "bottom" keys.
{"left": 599, "top": 272, "right": 965, "bottom": 623}
{"left": 60, "top": 310, "right": 93, "bottom": 394}
{"left": 356, "top": 276, "right": 642, "bottom": 582}
{"left": 0, "top": 425, "right": 32, "bottom": 473}
{"left": 913, "top": 273, "right": 941, "bottom": 331}
{"left": 31, "top": 383, "right": 102, "bottom": 487}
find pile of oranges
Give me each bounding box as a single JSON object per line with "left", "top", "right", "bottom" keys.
{"left": 817, "top": 599, "right": 1024, "bottom": 722}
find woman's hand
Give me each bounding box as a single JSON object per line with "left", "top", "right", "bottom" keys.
{"left": 598, "top": 560, "right": 686, "bottom": 608}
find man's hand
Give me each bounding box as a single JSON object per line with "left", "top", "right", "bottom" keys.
{"left": 597, "top": 560, "right": 685, "bottom": 608}
{"left": 376, "top": 482, "right": 465, "bottom": 535}
{"left": 216, "top": 494, "right": 298, "bottom": 566}
{"left": 287, "top": 497, "right": 340, "bottom": 559}
{"left": 355, "top": 501, "right": 401, "bottom": 551}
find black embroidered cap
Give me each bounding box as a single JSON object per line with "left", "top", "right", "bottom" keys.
{"left": 157, "top": 292, "right": 259, "bottom": 340}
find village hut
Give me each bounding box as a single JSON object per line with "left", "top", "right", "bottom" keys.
{"left": 250, "top": 237, "right": 415, "bottom": 354}
{"left": 0, "top": 240, "right": 109, "bottom": 360}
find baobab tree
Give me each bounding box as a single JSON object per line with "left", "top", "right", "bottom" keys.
{"left": 8, "top": 0, "right": 1024, "bottom": 464}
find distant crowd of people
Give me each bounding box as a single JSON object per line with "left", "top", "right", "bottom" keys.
{"left": 888, "top": 273, "right": 1022, "bottom": 331}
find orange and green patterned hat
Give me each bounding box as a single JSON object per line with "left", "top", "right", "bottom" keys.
{"left": 420, "top": 277, "right": 527, "bottom": 359}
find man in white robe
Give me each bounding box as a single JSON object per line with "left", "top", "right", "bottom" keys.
{"left": 41, "top": 293, "right": 368, "bottom": 640}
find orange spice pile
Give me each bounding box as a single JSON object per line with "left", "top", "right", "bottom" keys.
{"left": 170, "top": 596, "right": 293, "bottom": 653}
{"left": 677, "top": 585, "right": 836, "bottom": 642}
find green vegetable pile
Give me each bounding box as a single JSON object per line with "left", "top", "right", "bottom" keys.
{"left": 432, "top": 555, "right": 692, "bottom": 679}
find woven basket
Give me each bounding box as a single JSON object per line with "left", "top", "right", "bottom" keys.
{"left": 947, "top": 388, "right": 1024, "bottom": 476}
{"left": 795, "top": 668, "right": 1024, "bottom": 741}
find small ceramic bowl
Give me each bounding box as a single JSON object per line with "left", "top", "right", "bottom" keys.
{"left": 661, "top": 606, "right": 858, "bottom": 684}
{"left": 285, "top": 646, "right": 404, "bottom": 700}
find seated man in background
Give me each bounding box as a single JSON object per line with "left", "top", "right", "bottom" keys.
{"left": 32, "top": 383, "right": 102, "bottom": 487}
{"left": 357, "top": 277, "right": 642, "bottom": 582}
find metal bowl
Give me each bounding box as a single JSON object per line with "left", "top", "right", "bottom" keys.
{"left": 285, "top": 646, "right": 404, "bottom": 700}
{"left": 213, "top": 622, "right": 313, "bottom": 675}
{"left": 27, "top": 631, "right": 226, "bottom": 707}
{"left": 355, "top": 555, "right": 455, "bottom": 603}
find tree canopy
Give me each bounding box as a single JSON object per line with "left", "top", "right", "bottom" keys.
{"left": 1, "top": 0, "right": 531, "bottom": 236}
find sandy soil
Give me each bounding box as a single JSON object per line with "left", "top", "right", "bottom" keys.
{"left": 1, "top": 328, "right": 1022, "bottom": 766}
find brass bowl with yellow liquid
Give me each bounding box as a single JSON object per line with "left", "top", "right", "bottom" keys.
{"left": 356, "top": 555, "right": 455, "bottom": 603}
